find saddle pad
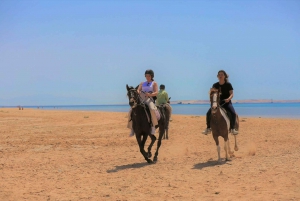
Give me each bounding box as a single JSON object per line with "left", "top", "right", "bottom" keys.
{"left": 220, "top": 108, "right": 230, "bottom": 130}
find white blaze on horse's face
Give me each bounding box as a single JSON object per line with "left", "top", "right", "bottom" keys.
{"left": 212, "top": 93, "right": 218, "bottom": 109}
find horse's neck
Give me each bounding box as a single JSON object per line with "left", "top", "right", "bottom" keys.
{"left": 218, "top": 107, "right": 230, "bottom": 130}
{"left": 219, "top": 106, "right": 227, "bottom": 114}
{"left": 132, "top": 106, "right": 147, "bottom": 119}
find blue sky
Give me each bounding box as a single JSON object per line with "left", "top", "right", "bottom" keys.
{"left": 0, "top": 0, "right": 299, "bottom": 106}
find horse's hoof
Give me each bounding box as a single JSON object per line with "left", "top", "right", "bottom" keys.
{"left": 234, "top": 146, "right": 239, "bottom": 151}
{"left": 147, "top": 159, "right": 153, "bottom": 164}
{"left": 153, "top": 157, "right": 158, "bottom": 162}
{"left": 226, "top": 158, "right": 232, "bottom": 161}
{"left": 147, "top": 152, "right": 152, "bottom": 158}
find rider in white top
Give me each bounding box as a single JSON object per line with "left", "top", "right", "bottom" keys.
{"left": 140, "top": 81, "right": 155, "bottom": 101}
{"left": 142, "top": 81, "right": 154, "bottom": 92}
{"left": 128, "top": 69, "right": 159, "bottom": 137}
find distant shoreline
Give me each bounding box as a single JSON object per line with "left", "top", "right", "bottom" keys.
{"left": 1, "top": 99, "right": 300, "bottom": 107}
{"left": 170, "top": 99, "right": 300, "bottom": 104}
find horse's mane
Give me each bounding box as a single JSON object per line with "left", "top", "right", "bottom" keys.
{"left": 209, "top": 88, "right": 219, "bottom": 95}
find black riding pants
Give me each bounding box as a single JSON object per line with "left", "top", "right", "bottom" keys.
{"left": 206, "top": 102, "right": 236, "bottom": 129}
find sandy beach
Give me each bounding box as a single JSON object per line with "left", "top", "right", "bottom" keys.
{"left": 0, "top": 108, "right": 299, "bottom": 201}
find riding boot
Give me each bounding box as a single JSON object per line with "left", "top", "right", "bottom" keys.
{"left": 129, "top": 129, "right": 134, "bottom": 137}
{"left": 151, "top": 127, "right": 156, "bottom": 135}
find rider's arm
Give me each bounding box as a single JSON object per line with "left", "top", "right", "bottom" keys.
{"left": 225, "top": 90, "right": 234, "bottom": 102}
{"left": 137, "top": 82, "right": 143, "bottom": 94}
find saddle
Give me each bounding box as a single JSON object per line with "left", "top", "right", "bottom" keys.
{"left": 133, "top": 103, "right": 164, "bottom": 126}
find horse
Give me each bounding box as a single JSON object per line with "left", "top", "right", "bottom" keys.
{"left": 209, "top": 88, "right": 239, "bottom": 162}
{"left": 126, "top": 84, "right": 171, "bottom": 163}
{"left": 158, "top": 98, "right": 171, "bottom": 140}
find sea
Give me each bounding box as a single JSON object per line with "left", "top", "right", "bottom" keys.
{"left": 13, "top": 103, "right": 300, "bottom": 119}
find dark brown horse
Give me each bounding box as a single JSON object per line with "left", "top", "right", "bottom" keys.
{"left": 210, "top": 88, "right": 239, "bottom": 162}
{"left": 126, "top": 84, "right": 170, "bottom": 163}
{"left": 158, "top": 97, "right": 171, "bottom": 140}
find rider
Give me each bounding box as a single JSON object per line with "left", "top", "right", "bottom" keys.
{"left": 128, "top": 69, "right": 159, "bottom": 136}
{"left": 156, "top": 84, "right": 172, "bottom": 119}
{"left": 202, "top": 70, "right": 239, "bottom": 135}
{"left": 156, "top": 84, "right": 169, "bottom": 105}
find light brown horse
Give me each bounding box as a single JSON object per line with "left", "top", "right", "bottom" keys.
{"left": 209, "top": 88, "right": 239, "bottom": 162}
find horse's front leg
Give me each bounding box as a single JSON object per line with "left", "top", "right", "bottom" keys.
{"left": 136, "top": 134, "right": 152, "bottom": 163}
{"left": 227, "top": 138, "right": 235, "bottom": 157}
{"left": 165, "top": 129, "right": 169, "bottom": 140}
{"left": 153, "top": 125, "right": 164, "bottom": 162}
{"left": 234, "top": 135, "right": 239, "bottom": 151}
{"left": 214, "top": 135, "right": 221, "bottom": 163}
{"left": 224, "top": 140, "right": 232, "bottom": 161}
{"left": 147, "top": 133, "right": 157, "bottom": 159}
{"left": 165, "top": 111, "right": 170, "bottom": 140}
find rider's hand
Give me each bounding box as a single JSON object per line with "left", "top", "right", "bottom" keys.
{"left": 224, "top": 99, "right": 230, "bottom": 103}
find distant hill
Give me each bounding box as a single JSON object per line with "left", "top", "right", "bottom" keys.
{"left": 170, "top": 99, "right": 300, "bottom": 104}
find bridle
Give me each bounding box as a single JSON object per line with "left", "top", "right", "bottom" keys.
{"left": 127, "top": 88, "right": 151, "bottom": 123}
{"left": 210, "top": 90, "right": 226, "bottom": 111}
{"left": 210, "top": 90, "right": 219, "bottom": 110}
{"left": 127, "top": 88, "right": 143, "bottom": 108}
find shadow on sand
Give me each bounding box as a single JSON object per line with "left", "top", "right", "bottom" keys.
{"left": 106, "top": 162, "right": 151, "bottom": 173}
{"left": 193, "top": 159, "right": 230, "bottom": 170}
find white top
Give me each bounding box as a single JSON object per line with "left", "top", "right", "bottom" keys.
{"left": 141, "top": 81, "right": 154, "bottom": 93}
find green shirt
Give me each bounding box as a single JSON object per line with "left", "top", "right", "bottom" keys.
{"left": 156, "top": 89, "right": 169, "bottom": 105}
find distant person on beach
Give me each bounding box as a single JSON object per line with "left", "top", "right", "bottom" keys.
{"left": 127, "top": 69, "right": 159, "bottom": 137}
{"left": 202, "top": 70, "right": 238, "bottom": 135}
{"left": 156, "top": 84, "right": 172, "bottom": 120}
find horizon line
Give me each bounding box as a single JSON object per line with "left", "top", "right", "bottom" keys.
{"left": 1, "top": 99, "right": 300, "bottom": 107}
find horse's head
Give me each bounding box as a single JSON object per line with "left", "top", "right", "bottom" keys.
{"left": 126, "top": 84, "right": 140, "bottom": 108}
{"left": 209, "top": 88, "right": 221, "bottom": 111}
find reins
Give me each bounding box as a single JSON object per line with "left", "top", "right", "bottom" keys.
{"left": 220, "top": 101, "right": 226, "bottom": 107}
{"left": 128, "top": 89, "right": 151, "bottom": 123}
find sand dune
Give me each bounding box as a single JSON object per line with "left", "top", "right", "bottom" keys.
{"left": 0, "top": 108, "right": 299, "bottom": 200}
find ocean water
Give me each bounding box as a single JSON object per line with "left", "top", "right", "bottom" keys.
{"left": 18, "top": 103, "right": 300, "bottom": 119}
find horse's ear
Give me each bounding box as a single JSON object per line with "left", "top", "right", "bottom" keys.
{"left": 126, "top": 84, "right": 130, "bottom": 91}
{"left": 169, "top": 97, "right": 171, "bottom": 100}
{"left": 135, "top": 85, "right": 139, "bottom": 90}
